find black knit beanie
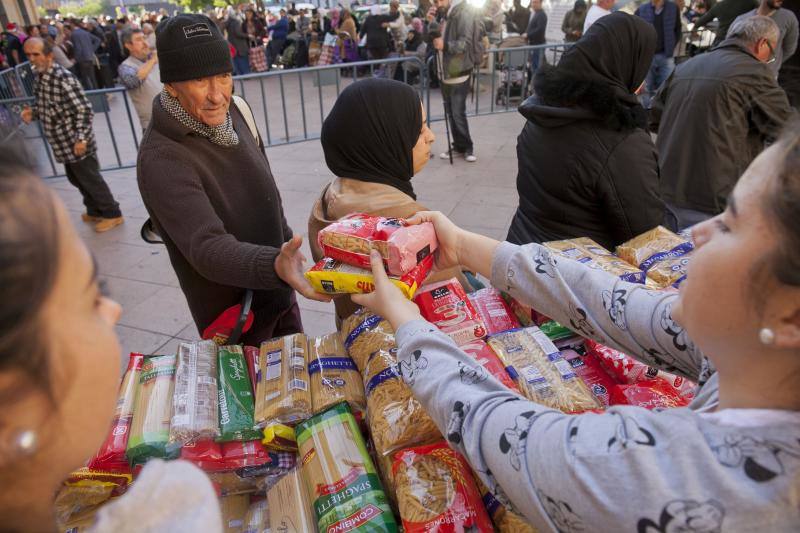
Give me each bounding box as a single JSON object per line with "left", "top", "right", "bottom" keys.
{"left": 156, "top": 14, "right": 233, "bottom": 83}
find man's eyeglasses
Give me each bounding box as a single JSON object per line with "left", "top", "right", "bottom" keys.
{"left": 765, "top": 39, "right": 777, "bottom": 64}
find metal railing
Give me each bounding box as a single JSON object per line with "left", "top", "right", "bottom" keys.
{"left": 0, "top": 44, "right": 571, "bottom": 178}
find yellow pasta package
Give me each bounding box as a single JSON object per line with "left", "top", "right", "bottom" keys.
{"left": 308, "top": 333, "right": 366, "bottom": 418}
{"left": 616, "top": 226, "right": 693, "bottom": 288}
{"left": 363, "top": 346, "right": 441, "bottom": 456}
{"left": 254, "top": 334, "right": 312, "bottom": 428}
{"left": 305, "top": 255, "right": 433, "bottom": 299}
{"left": 488, "top": 328, "right": 599, "bottom": 413}
{"left": 341, "top": 309, "right": 396, "bottom": 371}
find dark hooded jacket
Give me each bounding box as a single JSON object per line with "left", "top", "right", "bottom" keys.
{"left": 507, "top": 12, "right": 666, "bottom": 250}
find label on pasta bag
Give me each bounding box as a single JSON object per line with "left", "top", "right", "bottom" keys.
{"left": 218, "top": 346, "right": 262, "bottom": 442}
{"left": 296, "top": 402, "right": 397, "bottom": 533}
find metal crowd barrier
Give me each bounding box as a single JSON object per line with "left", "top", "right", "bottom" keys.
{"left": 0, "top": 45, "right": 571, "bottom": 178}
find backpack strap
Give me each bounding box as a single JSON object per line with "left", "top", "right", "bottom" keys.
{"left": 231, "top": 94, "right": 261, "bottom": 146}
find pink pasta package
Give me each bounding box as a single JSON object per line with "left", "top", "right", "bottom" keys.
{"left": 318, "top": 213, "right": 438, "bottom": 276}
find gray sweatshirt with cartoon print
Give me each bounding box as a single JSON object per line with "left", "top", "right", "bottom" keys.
{"left": 394, "top": 241, "right": 800, "bottom": 533}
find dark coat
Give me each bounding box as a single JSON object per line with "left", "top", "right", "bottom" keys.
{"left": 507, "top": 95, "right": 665, "bottom": 250}
{"left": 650, "top": 38, "right": 792, "bottom": 215}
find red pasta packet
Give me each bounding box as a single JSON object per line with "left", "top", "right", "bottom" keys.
{"left": 500, "top": 292, "right": 551, "bottom": 327}
{"left": 88, "top": 353, "right": 144, "bottom": 472}
{"left": 610, "top": 379, "right": 690, "bottom": 409}
{"left": 182, "top": 439, "right": 276, "bottom": 472}
{"left": 243, "top": 346, "right": 260, "bottom": 395}
{"left": 461, "top": 340, "right": 519, "bottom": 392}
{"left": 318, "top": 213, "right": 438, "bottom": 276}
{"left": 562, "top": 349, "right": 618, "bottom": 408}
{"left": 392, "top": 442, "right": 494, "bottom": 533}
{"left": 414, "top": 278, "right": 487, "bottom": 346}
{"left": 467, "top": 288, "right": 521, "bottom": 336}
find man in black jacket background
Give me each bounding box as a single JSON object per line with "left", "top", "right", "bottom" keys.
{"left": 651, "top": 15, "right": 793, "bottom": 229}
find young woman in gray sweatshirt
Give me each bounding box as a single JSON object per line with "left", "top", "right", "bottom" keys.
{"left": 351, "top": 124, "right": 800, "bottom": 532}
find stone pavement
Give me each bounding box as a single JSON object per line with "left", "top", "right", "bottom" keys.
{"left": 46, "top": 111, "right": 525, "bottom": 366}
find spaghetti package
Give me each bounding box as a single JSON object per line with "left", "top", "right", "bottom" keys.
{"left": 616, "top": 226, "right": 693, "bottom": 288}
{"left": 392, "top": 442, "right": 494, "bottom": 533}
{"left": 267, "top": 468, "right": 316, "bottom": 533}
{"left": 460, "top": 340, "right": 519, "bottom": 392}
{"left": 363, "top": 346, "right": 440, "bottom": 456}
{"left": 467, "top": 288, "right": 520, "bottom": 336}
{"left": 318, "top": 213, "right": 438, "bottom": 276}
{"left": 488, "top": 328, "right": 599, "bottom": 413}
{"left": 243, "top": 346, "right": 260, "bottom": 395}
{"left": 89, "top": 353, "right": 144, "bottom": 471}
{"left": 296, "top": 402, "right": 398, "bottom": 532}
{"left": 243, "top": 498, "right": 270, "bottom": 533}
{"left": 308, "top": 333, "right": 366, "bottom": 417}
{"left": 306, "top": 254, "right": 433, "bottom": 299}
{"left": 217, "top": 346, "right": 262, "bottom": 442}
{"left": 414, "top": 278, "right": 487, "bottom": 346}
{"left": 221, "top": 494, "right": 251, "bottom": 533}
{"left": 126, "top": 354, "right": 179, "bottom": 464}
{"left": 545, "top": 238, "right": 646, "bottom": 283}
{"left": 563, "top": 349, "right": 618, "bottom": 408}
{"left": 168, "top": 341, "right": 219, "bottom": 449}
{"left": 254, "top": 334, "right": 312, "bottom": 428}
{"left": 341, "top": 310, "right": 396, "bottom": 370}
{"left": 539, "top": 320, "right": 577, "bottom": 342}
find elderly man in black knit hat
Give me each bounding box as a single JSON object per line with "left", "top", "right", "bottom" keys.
{"left": 137, "top": 14, "right": 330, "bottom": 346}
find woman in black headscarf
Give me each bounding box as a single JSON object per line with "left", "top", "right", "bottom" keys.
{"left": 308, "top": 78, "right": 467, "bottom": 322}
{"left": 507, "top": 12, "right": 671, "bottom": 251}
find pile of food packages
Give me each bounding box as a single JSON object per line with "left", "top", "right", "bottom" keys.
{"left": 56, "top": 216, "right": 696, "bottom": 532}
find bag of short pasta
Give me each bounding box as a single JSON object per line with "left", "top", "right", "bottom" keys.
{"left": 488, "top": 328, "right": 599, "bottom": 413}
{"left": 296, "top": 402, "right": 398, "bottom": 532}
{"left": 616, "top": 226, "right": 693, "bottom": 288}
{"left": 478, "top": 481, "right": 539, "bottom": 533}
{"left": 318, "top": 213, "right": 438, "bottom": 275}
{"left": 545, "top": 238, "right": 646, "bottom": 283}
{"left": 341, "top": 309, "right": 396, "bottom": 370}
{"left": 218, "top": 346, "right": 262, "bottom": 442}
{"left": 254, "top": 334, "right": 312, "bottom": 428}
{"left": 126, "top": 354, "right": 179, "bottom": 463}
{"left": 89, "top": 353, "right": 144, "bottom": 471}
{"left": 308, "top": 333, "right": 366, "bottom": 418}
{"left": 393, "top": 442, "right": 494, "bottom": 532}
{"left": 363, "top": 345, "right": 440, "bottom": 456}
{"left": 168, "top": 341, "right": 219, "bottom": 449}
{"left": 267, "top": 468, "right": 316, "bottom": 533}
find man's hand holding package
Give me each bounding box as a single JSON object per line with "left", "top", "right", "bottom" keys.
{"left": 275, "top": 235, "right": 333, "bottom": 303}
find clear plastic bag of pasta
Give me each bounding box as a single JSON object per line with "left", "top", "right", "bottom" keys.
{"left": 488, "top": 328, "right": 599, "bottom": 413}
{"left": 254, "top": 333, "right": 312, "bottom": 428}
{"left": 168, "top": 341, "right": 220, "bottom": 449}
{"left": 616, "top": 226, "right": 693, "bottom": 288}
{"left": 341, "top": 309, "right": 397, "bottom": 371}
{"left": 363, "top": 347, "right": 440, "bottom": 456}
{"left": 393, "top": 442, "right": 494, "bottom": 533}
{"left": 308, "top": 332, "right": 366, "bottom": 418}
{"left": 126, "top": 354, "right": 179, "bottom": 464}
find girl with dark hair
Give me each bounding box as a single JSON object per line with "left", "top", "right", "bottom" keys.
{"left": 0, "top": 145, "right": 222, "bottom": 530}
{"left": 507, "top": 12, "right": 669, "bottom": 251}
{"left": 351, "top": 120, "right": 800, "bottom": 532}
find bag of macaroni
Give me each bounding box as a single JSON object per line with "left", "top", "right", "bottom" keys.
{"left": 296, "top": 402, "right": 398, "bottom": 533}
{"left": 392, "top": 441, "right": 494, "bottom": 533}
{"left": 318, "top": 213, "right": 438, "bottom": 276}
{"left": 414, "top": 278, "right": 487, "bottom": 346}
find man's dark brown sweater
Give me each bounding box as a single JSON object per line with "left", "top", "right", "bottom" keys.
{"left": 137, "top": 98, "right": 297, "bottom": 341}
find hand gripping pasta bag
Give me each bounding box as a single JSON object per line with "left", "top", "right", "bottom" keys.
{"left": 89, "top": 353, "right": 144, "bottom": 471}
{"left": 296, "top": 402, "right": 398, "bottom": 533}
{"left": 318, "top": 213, "right": 438, "bottom": 276}
{"left": 488, "top": 328, "right": 599, "bottom": 413}
{"left": 305, "top": 254, "right": 433, "bottom": 299}
{"left": 616, "top": 226, "right": 693, "bottom": 288}
{"left": 218, "top": 345, "right": 263, "bottom": 442}
{"left": 254, "top": 333, "right": 312, "bottom": 428}
{"left": 308, "top": 333, "right": 366, "bottom": 418}
{"left": 544, "top": 237, "right": 646, "bottom": 283}
{"left": 414, "top": 278, "right": 487, "bottom": 345}
{"left": 168, "top": 341, "right": 220, "bottom": 449}
{"left": 126, "top": 354, "right": 179, "bottom": 464}
{"left": 393, "top": 442, "right": 494, "bottom": 533}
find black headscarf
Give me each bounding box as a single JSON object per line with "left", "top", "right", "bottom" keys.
{"left": 534, "top": 12, "right": 656, "bottom": 129}
{"left": 321, "top": 79, "right": 423, "bottom": 199}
